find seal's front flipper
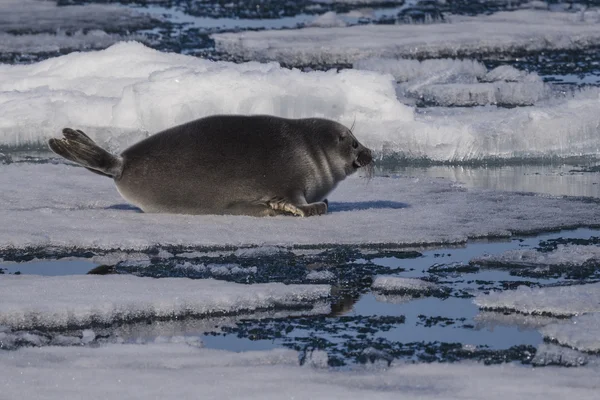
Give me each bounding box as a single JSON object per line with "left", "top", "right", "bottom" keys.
{"left": 48, "top": 128, "right": 123, "bottom": 179}
{"left": 267, "top": 197, "right": 328, "bottom": 217}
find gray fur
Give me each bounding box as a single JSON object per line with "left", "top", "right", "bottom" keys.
{"left": 48, "top": 115, "right": 373, "bottom": 217}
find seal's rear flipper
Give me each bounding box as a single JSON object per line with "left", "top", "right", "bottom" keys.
{"left": 48, "top": 128, "right": 123, "bottom": 179}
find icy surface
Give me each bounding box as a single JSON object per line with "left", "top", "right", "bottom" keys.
{"left": 213, "top": 10, "right": 600, "bottom": 64}
{"left": 0, "top": 275, "right": 330, "bottom": 330}
{"left": 541, "top": 313, "right": 600, "bottom": 352}
{"left": 472, "top": 244, "right": 600, "bottom": 267}
{"left": 0, "top": 0, "right": 155, "bottom": 34}
{"left": 2, "top": 164, "right": 600, "bottom": 250}
{"left": 474, "top": 283, "right": 600, "bottom": 316}
{"left": 356, "top": 58, "right": 548, "bottom": 106}
{"left": 1, "top": 42, "right": 599, "bottom": 161}
{"left": 0, "top": 0, "right": 153, "bottom": 53}
{"left": 371, "top": 276, "right": 437, "bottom": 293}
{"left": 1, "top": 344, "right": 599, "bottom": 400}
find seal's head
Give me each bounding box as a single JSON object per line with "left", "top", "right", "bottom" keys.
{"left": 311, "top": 119, "right": 373, "bottom": 178}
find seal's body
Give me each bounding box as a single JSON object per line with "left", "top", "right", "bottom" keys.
{"left": 48, "top": 115, "right": 373, "bottom": 217}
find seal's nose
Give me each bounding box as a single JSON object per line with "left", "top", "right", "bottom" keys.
{"left": 357, "top": 148, "right": 373, "bottom": 167}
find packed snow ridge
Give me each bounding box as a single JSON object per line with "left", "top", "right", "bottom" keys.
{"left": 1, "top": 42, "right": 600, "bottom": 162}
{"left": 0, "top": 275, "right": 330, "bottom": 330}
{"left": 213, "top": 9, "right": 600, "bottom": 64}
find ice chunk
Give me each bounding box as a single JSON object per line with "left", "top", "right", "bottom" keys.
{"left": 474, "top": 283, "right": 600, "bottom": 317}
{"left": 355, "top": 58, "right": 488, "bottom": 83}
{"left": 0, "top": 275, "right": 330, "bottom": 330}
{"left": 472, "top": 244, "right": 600, "bottom": 268}
{"left": 2, "top": 164, "right": 600, "bottom": 250}
{"left": 541, "top": 313, "right": 600, "bottom": 352}
{"left": 213, "top": 10, "right": 600, "bottom": 64}
{"left": 306, "top": 270, "right": 336, "bottom": 281}
{"left": 371, "top": 276, "right": 437, "bottom": 294}
{"left": 175, "top": 262, "right": 258, "bottom": 276}
{"left": 355, "top": 58, "right": 548, "bottom": 107}
{"left": 532, "top": 343, "right": 594, "bottom": 367}
{"left": 310, "top": 12, "right": 347, "bottom": 27}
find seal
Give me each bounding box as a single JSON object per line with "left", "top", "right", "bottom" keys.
{"left": 48, "top": 115, "right": 373, "bottom": 217}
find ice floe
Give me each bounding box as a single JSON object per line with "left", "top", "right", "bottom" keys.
{"left": 541, "top": 313, "right": 600, "bottom": 353}
{"left": 0, "top": 344, "right": 599, "bottom": 400}
{"left": 213, "top": 10, "right": 600, "bottom": 64}
{"left": 2, "top": 164, "right": 600, "bottom": 250}
{"left": 0, "top": 0, "right": 154, "bottom": 54}
{"left": 0, "top": 275, "right": 329, "bottom": 330}
{"left": 473, "top": 282, "right": 600, "bottom": 316}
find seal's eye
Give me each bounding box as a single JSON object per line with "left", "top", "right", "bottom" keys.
{"left": 339, "top": 135, "right": 345, "bottom": 142}
{"left": 352, "top": 140, "right": 359, "bottom": 149}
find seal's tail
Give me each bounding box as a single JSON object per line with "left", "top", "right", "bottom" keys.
{"left": 48, "top": 128, "right": 123, "bottom": 179}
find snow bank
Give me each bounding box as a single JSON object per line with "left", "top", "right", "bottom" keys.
{"left": 213, "top": 10, "right": 600, "bottom": 64}
{"left": 472, "top": 244, "right": 600, "bottom": 268}
{"left": 541, "top": 313, "right": 600, "bottom": 352}
{"left": 1, "top": 344, "right": 599, "bottom": 400}
{"left": 2, "top": 164, "right": 600, "bottom": 250}
{"left": 473, "top": 283, "right": 600, "bottom": 317}
{"left": 356, "top": 58, "right": 548, "bottom": 107}
{"left": 0, "top": 275, "right": 330, "bottom": 330}
{"left": 0, "top": 41, "right": 409, "bottom": 152}
{"left": 1, "top": 42, "right": 599, "bottom": 161}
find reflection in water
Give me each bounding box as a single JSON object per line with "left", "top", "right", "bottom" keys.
{"left": 382, "top": 164, "right": 600, "bottom": 198}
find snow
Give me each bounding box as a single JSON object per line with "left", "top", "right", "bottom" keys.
{"left": 0, "top": 275, "right": 330, "bottom": 330}
{"left": 473, "top": 283, "right": 600, "bottom": 317}
{"left": 356, "top": 58, "right": 548, "bottom": 106}
{"left": 213, "top": 10, "right": 600, "bottom": 64}
{"left": 371, "top": 276, "right": 437, "bottom": 293}
{"left": 541, "top": 313, "right": 600, "bottom": 352}
{"left": 1, "top": 42, "right": 599, "bottom": 161}
{"left": 2, "top": 164, "right": 600, "bottom": 250}
{"left": 472, "top": 244, "right": 600, "bottom": 268}
{"left": 1, "top": 344, "right": 599, "bottom": 400}
{"left": 0, "top": 42, "right": 409, "bottom": 153}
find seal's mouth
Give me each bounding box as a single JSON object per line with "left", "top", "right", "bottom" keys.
{"left": 353, "top": 149, "right": 373, "bottom": 169}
